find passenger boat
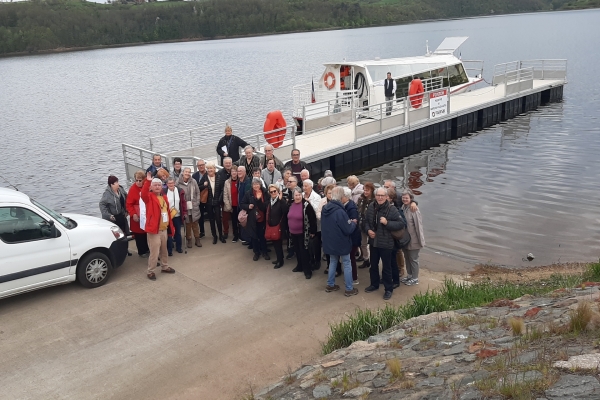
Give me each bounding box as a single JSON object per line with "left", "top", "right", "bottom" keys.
{"left": 122, "top": 35, "right": 567, "bottom": 184}
{"left": 293, "top": 37, "right": 483, "bottom": 133}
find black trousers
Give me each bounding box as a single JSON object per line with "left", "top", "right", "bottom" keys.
{"left": 114, "top": 213, "right": 129, "bottom": 235}
{"left": 199, "top": 202, "right": 208, "bottom": 235}
{"left": 292, "top": 233, "right": 311, "bottom": 276}
{"left": 272, "top": 238, "right": 284, "bottom": 263}
{"left": 133, "top": 232, "right": 149, "bottom": 255}
{"left": 208, "top": 204, "right": 223, "bottom": 238}
{"left": 230, "top": 205, "right": 239, "bottom": 238}
{"left": 310, "top": 231, "right": 322, "bottom": 266}
{"left": 369, "top": 245, "right": 394, "bottom": 292}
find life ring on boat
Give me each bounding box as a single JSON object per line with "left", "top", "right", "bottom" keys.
{"left": 324, "top": 72, "right": 336, "bottom": 90}
{"left": 263, "top": 110, "right": 287, "bottom": 149}
{"left": 409, "top": 78, "right": 424, "bottom": 108}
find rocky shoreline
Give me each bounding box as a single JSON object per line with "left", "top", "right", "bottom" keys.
{"left": 254, "top": 284, "right": 600, "bottom": 399}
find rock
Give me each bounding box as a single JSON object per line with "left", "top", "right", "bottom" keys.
{"left": 356, "top": 371, "right": 378, "bottom": 383}
{"left": 321, "top": 360, "right": 344, "bottom": 368}
{"left": 506, "top": 370, "right": 543, "bottom": 384}
{"left": 443, "top": 343, "right": 466, "bottom": 356}
{"left": 367, "top": 334, "right": 388, "bottom": 343}
{"left": 256, "top": 382, "right": 283, "bottom": 397}
{"left": 342, "top": 387, "right": 372, "bottom": 397}
{"left": 517, "top": 351, "right": 540, "bottom": 364}
{"left": 492, "top": 336, "right": 516, "bottom": 344}
{"left": 553, "top": 354, "right": 600, "bottom": 371}
{"left": 299, "top": 379, "right": 315, "bottom": 389}
{"left": 455, "top": 353, "right": 477, "bottom": 363}
{"left": 294, "top": 365, "right": 315, "bottom": 379}
{"left": 358, "top": 363, "right": 385, "bottom": 372}
{"left": 545, "top": 374, "right": 600, "bottom": 399}
{"left": 312, "top": 384, "right": 331, "bottom": 399}
{"left": 372, "top": 377, "right": 389, "bottom": 388}
{"left": 417, "top": 377, "right": 445, "bottom": 387}
{"left": 346, "top": 341, "right": 378, "bottom": 350}
{"left": 460, "top": 389, "right": 484, "bottom": 399}
{"left": 388, "top": 328, "right": 406, "bottom": 340}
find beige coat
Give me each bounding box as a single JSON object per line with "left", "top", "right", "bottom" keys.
{"left": 402, "top": 204, "right": 425, "bottom": 250}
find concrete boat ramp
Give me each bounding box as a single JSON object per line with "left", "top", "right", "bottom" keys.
{"left": 0, "top": 229, "right": 471, "bottom": 399}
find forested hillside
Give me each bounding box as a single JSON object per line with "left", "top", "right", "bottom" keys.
{"left": 0, "top": 0, "right": 596, "bottom": 55}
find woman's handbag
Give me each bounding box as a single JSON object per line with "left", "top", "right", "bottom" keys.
{"left": 200, "top": 188, "right": 208, "bottom": 204}
{"left": 238, "top": 209, "right": 248, "bottom": 227}
{"left": 386, "top": 206, "right": 411, "bottom": 248}
{"left": 264, "top": 205, "right": 282, "bottom": 241}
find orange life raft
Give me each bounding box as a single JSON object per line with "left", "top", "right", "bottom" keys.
{"left": 263, "top": 110, "right": 287, "bottom": 149}
{"left": 409, "top": 78, "right": 424, "bottom": 108}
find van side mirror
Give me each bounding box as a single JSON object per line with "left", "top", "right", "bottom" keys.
{"left": 41, "top": 220, "right": 58, "bottom": 238}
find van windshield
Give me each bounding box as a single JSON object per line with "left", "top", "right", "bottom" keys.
{"left": 31, "top": 198, "right": 70, "bottom": 228}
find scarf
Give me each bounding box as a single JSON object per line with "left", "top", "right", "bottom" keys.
{"left": 270, "top": 197, "right": 278, "bottom": 206}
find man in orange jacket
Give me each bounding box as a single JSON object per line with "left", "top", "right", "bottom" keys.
{"left": 141, "top": 173, "right": 176, "bottom": 280}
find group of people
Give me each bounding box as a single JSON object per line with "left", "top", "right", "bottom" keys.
{"left": 99, "top": 125, "right": 425, "bottom": 299}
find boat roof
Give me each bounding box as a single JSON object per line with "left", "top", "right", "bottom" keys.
{"left": 323, "top": 37, "right": 468, "bottom": 82}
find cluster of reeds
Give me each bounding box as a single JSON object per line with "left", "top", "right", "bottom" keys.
{"left": 321, "top": 261, "right": 600, "bottom": 354}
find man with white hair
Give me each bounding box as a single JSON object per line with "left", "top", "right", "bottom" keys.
{"left": 322, "top": 186, "right": 358, "bottom": 296}
{"left": 300, "top": 169, "right": 310, "bottom": 183}
{"left": 141, "top": 172, "right": 176, "bottom": 281}
{"left": 363, "top": 187, "right": 403, "bottom": 300}
{"left": 259, "top": 144, "right": 284, "bottom": 172}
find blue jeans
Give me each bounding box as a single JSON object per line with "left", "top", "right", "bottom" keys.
{"left": 328, "top": 254, "right": 353, "bottom": 291}
{"left": 369, "top": 246, "right": 393, "bottom": 292}
{"left": 167, "top": 215, "right": 183, "bottom": 253}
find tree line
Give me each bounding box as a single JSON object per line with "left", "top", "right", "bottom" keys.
{"left": 0, "top": 0, "right": 593, "bottom": 55}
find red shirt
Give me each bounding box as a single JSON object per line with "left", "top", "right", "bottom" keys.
{"left": 231, "top": 179, "right": 239, "bottom": 207}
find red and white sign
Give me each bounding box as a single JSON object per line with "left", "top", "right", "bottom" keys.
{"left": 429, "top": 89, "right": 448, "bottom": 119}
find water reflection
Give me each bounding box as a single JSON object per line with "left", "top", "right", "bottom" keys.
{"left": 356, "top": 101, "right": 600, "bottom": 267}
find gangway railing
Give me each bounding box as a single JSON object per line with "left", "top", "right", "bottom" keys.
{"left": 462, "top": 60, "right": 485, "bottom": 78}
{"left": 148, "top": 121, "right": 253, "bottom": 154}
{"left": 520, "top": 59, "right": 567, "bottom": 80}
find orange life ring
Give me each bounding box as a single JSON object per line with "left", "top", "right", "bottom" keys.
{"left": 409, "top": 78, "right": 424, "bottom": 108}
{"left": 263, "top": 110, "right": 287, "bottom": 149}
{"left": 324, "top": 72, "right": 336, "bottom": 90}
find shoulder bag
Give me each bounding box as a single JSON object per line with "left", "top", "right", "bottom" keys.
{"left": 238, "top": 209, "right": 248, "bottom": 227}
{"left": 385, "top": 205, "right": 411, "bottom": 248}
{"left": 264, "top": 203, "right": 282, "bottom": 241}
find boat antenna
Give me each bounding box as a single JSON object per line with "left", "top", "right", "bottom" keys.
{"left": 0, "top": 174, "right": 19, "bottom": 191}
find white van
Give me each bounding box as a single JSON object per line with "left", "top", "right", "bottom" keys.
{"left": 0, "top": 187, "right": 129, "bottom": 299}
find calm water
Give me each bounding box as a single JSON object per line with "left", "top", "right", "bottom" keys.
{"left": 1, "top": 10, "right": 599, "bottom": 267}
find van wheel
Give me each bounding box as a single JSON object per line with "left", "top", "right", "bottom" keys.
{"left": 77, "top": 252, "right": 112, "bottom": 288}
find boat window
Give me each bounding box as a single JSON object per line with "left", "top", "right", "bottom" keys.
{"left": 432, "top": 67, "right": 448, "bottom": 87}
{"left": 395, "top": 76, "right": 413, "bottom": 99}
{"left": 416, "top": 71, "right": 431, "bottom": 81}
{"left": 448, "top": 64, "right": 469, "bottom": 87}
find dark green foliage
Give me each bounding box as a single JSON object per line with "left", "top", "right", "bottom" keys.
{"left": 0, "top": 0, "right": 593, "bottom": 55}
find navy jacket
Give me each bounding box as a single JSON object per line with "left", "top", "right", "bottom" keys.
{"left": 344, "top": 200, "right": 362, "bottom": 247}
{"left": 321, "top": 200, "right": 356, "bottom": 256}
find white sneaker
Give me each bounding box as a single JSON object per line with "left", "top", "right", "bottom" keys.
{"left": 400, "top": 275, "right": 412, "bottom": 283}
{"left": 404, "top": 278, "right": 419, "bottom": 286}
{"left": 353, "top": 280, "right": 359, "bottom": 285}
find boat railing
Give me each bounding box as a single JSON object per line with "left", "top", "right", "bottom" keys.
{"left": 147, "top": 121, "right": 253, "bottom": 154}
{"left": 121, "top": 144, "right": 171, "bottom": 185}
{"left": 520, "top": 59, "right": 567, "bottom": 80}
{"left": 492, "top": 59, "right": 567, "bottom": 85}
{"left": 492, "top": 61, "right": 520, "bottom": 84}
{"left": 302, "top": 94, "right": 357, "bottom": 133}
{"left": 462, "top": 60, "right": 484, "bottom": 78}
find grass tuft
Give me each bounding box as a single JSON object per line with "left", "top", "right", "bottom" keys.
{"left": 569, "top": 301, "right": 593, "bottom": 333}
{"left": 386, "top": 358, "right": 403, "bottom": 381}
{"left": 509, "top": 317, "right": 525, "bottom": 336}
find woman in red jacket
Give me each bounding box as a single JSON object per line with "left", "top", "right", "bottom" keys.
{"left": 126, "top": 170, "right": 149, "bottom": 257}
